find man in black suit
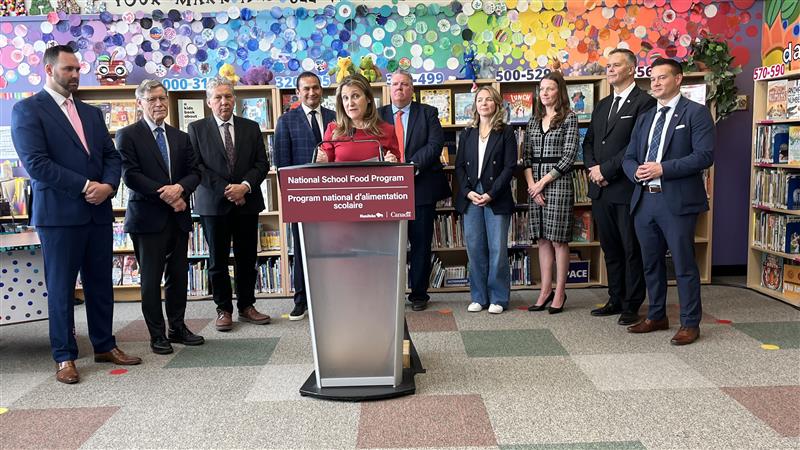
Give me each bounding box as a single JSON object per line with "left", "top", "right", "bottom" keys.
{"left": 274, "top": 72, "right": 335, "bottom": 321}
{"left": 188, "top": 76, "right": 271, "bottom": 331}
{"left": 117, "top": 79, "right": 204, "bottom": 354}
{"left": 583, "top": 48, "right": 656, "bottom": 326}
{"left": 379, "top": 70, "right": 451, "bottom": 311}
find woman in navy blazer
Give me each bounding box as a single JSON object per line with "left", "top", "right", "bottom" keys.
{"left": 455, "top": 86, "right": 517, "bottom": 314}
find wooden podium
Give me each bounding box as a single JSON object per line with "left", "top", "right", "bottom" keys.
{"left": 279, "top": 162, "right": 422, "bottom": 401}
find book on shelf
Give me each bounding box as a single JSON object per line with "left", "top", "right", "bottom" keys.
{"left": 112, "top": 256, "right": 123, "bottom": 286}
{"left": 122, "top": 255, "right": 140, "bottom": 285}
{"left": 680, "top": 83, "right": 707, "bottom": 105}
{"left": 789, "top": 126, "right": 800, "bottom": 164}
{"left": 281, "top": 94, "right": 301, "bottom": 113}
{"left": 572, "top": 169, "right": 590, "bottom": 203}
{"left": 566, "top": 83, "right": 594, "bottom": 120}
{"left": 509, "top": 251, "right": 531, "bottom": 286}
{"left": 0, "top": 177, "right": 28, "bottom": 216}
{"left": 444, "top": 266, "right": 469, "bottom": 287}
{"left": 454, "top": 92, "right": 474, "bottom": 125}
{"left": 266, "top": 134, "right": 275, "bottom": 170}
{"left": 752, "top": 169, "right": 800, "bottom": 210}
{"left": 787, "top": 80, "right": 800, "bottom": 120}
{"left": 321, "top": 94, "right": 336, "bottom": 112}
{"left": 260, "top": 178, "right": 275, "bottom": 211}
{"left": 188, "top": 260, "right": 209, "bottom": 296}
{"left": 112, "top": 180, "right": 129, "bottom": 209}
{"left": 256, "top": 257, "right": 282, "bottom": 294}
{"left": 766, "top": 79, "right": 788, "bottom": 120}
{"left": 571, "top": 210, "right": 593, "bottom": 242}
{"left": 788, "top": 175, "right": 800, "bottom": 209}
{"left": 177, "top": 99, "right": 205, "bottom": 132}
{"left": 753, "top": 211, "right": 800, "bottom": 253}
{"left": 782, "top": 263, "right": 800, "bottom": 301}
{"left": 112, "top": 218, "right": 133, "bottom": 251}
{"left": 502, "top": 92, "right": 534, "bottom": 125}
{"left": 241, "top": 97, "right": 272, "bottom": 131}
{"left": 510, "top": 210, "right": 531, "bottom": 247}
{"left": 86, "top": 99, "right": 138, "bottom": 132}
{"left": 576, "top": 127, "right": 587, "bottom": 163}
{"left": 754, "top": 124, "right": 789, "bottom": 164}
{"left": 419, "top": 89, "right": 452, "bottom": 126}
{"left": 761, "top": 253, "right": 783, "bottom": 291}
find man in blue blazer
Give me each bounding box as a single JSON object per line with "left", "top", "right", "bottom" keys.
{"left": 11, "top": 45, "right": 141, "bottom": 384}
{"left": 379, "top": 70, "right": 451, "bottom": 311}
{"left": 274, "top": 72, "right": 335, "bottom": 321}
{"left": 116, "top": 79, "right": 203, "bottom": 354}
{"left": 622, "top": 58, "right": 714, "bottom": 345}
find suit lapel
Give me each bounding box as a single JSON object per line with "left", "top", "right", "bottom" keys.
{"left": 660, "top": 97, "right": 687, "bottom": 159}
{"left": 164, "top": 124, "right": 180, "bottom": 179}
{"left": 598, "top": 95, "right": 615, "bottom": 137}
{"left": 604, "top": 86, "right": 640, "bottom": 137}
{"left": 37, "top": 91, "right": 87, "bottom": 156}
{"left": 231, "top": 116, "right": 244, "bottom": 174}
{"left": 638, "top": 107, "right": 657, "bottom": 161}
{"left": 404, "top": 102, "right": 419, "bottom": 149}
{"left": 207, "top": 116, "right": 229, "bottom": 169}
{"left": 74, "top": 99, "right": 95, "bottom": 155}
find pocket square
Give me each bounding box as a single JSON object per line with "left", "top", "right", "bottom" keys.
{"left": 675, "top": 124, "right": 686, "bottom": 129}
{"left": 620, "top": 115, "right": 633, "bottom": 119}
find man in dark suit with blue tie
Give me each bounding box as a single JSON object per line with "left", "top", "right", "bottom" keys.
{"left": 584, "top": 48, "right": 655, "bottom": 326}
{"left": 622, "top": 58, "right": 714, "bottom": 345}
{"left": 188, "top": 77, "right": 271, "bottom": 332}
{"left": 274, "top": 72, "right": 335, "bottom": 321}
{"left": 116, "top": 80, "right": 204, "bottom": 354}
{"left": 11, "top": 45, "right": 141, "bottom": 384}
{"left": 379, "top": 70, "right": 451, "bottom": 311}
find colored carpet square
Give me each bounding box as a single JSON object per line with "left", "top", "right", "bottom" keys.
{"left": 572, "top": 353, "right": 714, "bottom": 391}
{"left": 356, "top": 394, "right": 496, "bottom": 448}
{"left": 722, "top": 386, "right": 800, "bottom": 437}
{"left": 461, "top": 329, "right": 568, "bottom": 357}
{"left": 500, "top": 442, "right": 645, "bottom": 450}
{"left": 0, "top": 406, "right": 118, "bottom": 449}
{"left": 115, "top": 318, "right": 211, "bottom": 342}
{"left": 732, "top": 321, "right": 800, "bottom": 348}
{"left": 406, "top": 310, "right": 458, "bottom": 332}
{"left": 164, "top": 337, "right": 278, "bottom": 368}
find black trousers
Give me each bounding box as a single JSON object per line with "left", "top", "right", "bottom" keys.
{"left": 131, "top": 216, "right": 189, "bottom": 338}
{"left": 291, "top": 222, "right": 306, "bottom": 306}
{"left": 592, "top": 195, "right": 645, "bottom": 313}
{"left": 201, "top": 213, "right": 259, "bottom": 313}
{"left": 408, "top": 204, "right": 436, "bottom": 302}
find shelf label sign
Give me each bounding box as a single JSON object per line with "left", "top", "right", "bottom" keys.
{"left": 753, "top": 63, "right": 786, "bottom": 81}
{"left": 494, "top": 68, "right": 551, "bottom": 83}
{"left": 279, "top": 164, "right": 415, "bottom": 222}
{"left": 162, "top": 77, "right": 210, "bottom": 91}
{"left": 635, "top": 65, "right": 652, "bottom": 79}
{"left": 275, "top": 74, "right": 332, "bottom": 89}
{"left": 386, "top": 72, "right": 444, "bottom": 85}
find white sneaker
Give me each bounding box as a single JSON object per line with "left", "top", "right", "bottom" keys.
{"left": 467, "top": 302, "right": 483, "bottom": 312}
{"left": 488, "top": 304, "right": 504, "bottom": 314}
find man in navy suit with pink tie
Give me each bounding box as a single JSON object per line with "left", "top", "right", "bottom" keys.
{"left": 622, "top": 58, "right": 714, "bottom": 345}
{"left": 11, "top": 45, "right": 141, "bottom": 384}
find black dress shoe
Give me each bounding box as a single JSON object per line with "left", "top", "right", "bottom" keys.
{"left": 411, "top": 300, "right": 428, "bottom": 311}
{"left": 618, "top": 312, "right": 640, "bottom": 325}
{"left": 168, "top": 325, "right": 205, "bottom": 346}
{"left": 548, "top": 293, "right": 567, "bottom": 314}
{"left": 528, "top": 291, "right": 555, "bottom": 311}
{"left": 590, "top": 303, "right": 622, "bottom": 316}
{"left": 150, "top": 336, "right": 174, "bottom": 355}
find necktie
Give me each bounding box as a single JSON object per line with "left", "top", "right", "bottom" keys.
{"left": 154, "top": 127, "right": 170, "bottom": 177}
{"left": 394, "top": 110, "right": 405, "bottom": 162}
{"left": 646, "top": 106, "right": 670, "bottom": 163}
{"left": 65, "top": 98, "right": 89, "bottom": 155}
{"left": 605, "top": 96, "right": 622, "bottom": 133}
{"left": 309, "top": 110, "right": 323, "bottom": 145}
{"left": 222, "top": 122, "right": 235, "bottom": 173}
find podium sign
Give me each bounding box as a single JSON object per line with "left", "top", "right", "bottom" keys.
{"left": 279, "top": 163, "right": 416, "bottom": 398}
{"left": 279, "top": 163, "right": 415, "bottom": 223}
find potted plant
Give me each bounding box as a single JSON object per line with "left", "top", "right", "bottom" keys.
{"left": 684, "top": 34, "right": 742, "bottom": 122}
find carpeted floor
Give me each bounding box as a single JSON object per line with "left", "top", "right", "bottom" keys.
{"left": 1, "top": 281, "right": 798, "bottom": 449}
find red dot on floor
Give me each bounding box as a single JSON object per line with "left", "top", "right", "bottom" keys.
{"left": 716, "top": 319, "right": 732, "bottom": 324}
{"left": 516, "top": 306, "right": 528, "bottom": 311}
{"left": 438, "top": 309, "right": 452, "bottom": 314}
{"left": 109, "top": 369, "right": 128, "bottom": 375}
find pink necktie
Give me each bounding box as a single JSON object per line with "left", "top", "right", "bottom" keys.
{"left": 65, "top": 98, "right": 89, "bottom": 155}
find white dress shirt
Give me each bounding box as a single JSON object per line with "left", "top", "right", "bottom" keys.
{"left": 645, "top": 93, "right": 682, "bottom": 187}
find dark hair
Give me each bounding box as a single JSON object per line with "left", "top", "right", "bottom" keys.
{"left": 296, "top": 71, "right": 321, "bottom": 89}
{"left": 651, "top": 57, "right": 683, "bottom": 76}
{"left": 44, "top": 45, "right": 75, "bottom": 66}
{"left": 534, "top": 71, "right": 571, "bottom": 129}
{"left": 609, "top": 48, "right": 637, "bottom": 67}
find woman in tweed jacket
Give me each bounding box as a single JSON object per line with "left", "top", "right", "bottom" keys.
{"left": 522, "top": 71, "right": 578, "bottom": 314}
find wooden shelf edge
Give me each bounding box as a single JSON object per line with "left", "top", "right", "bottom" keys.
{"left": 750, "top": 245, "right": 800, "bottom": 263}
{"left": 746, "top": 283, "right": 800, "bottom": 307}
{"left": 751, "top": 204, "right": 800, "bottom": 216}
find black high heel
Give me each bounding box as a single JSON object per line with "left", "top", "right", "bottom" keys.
{"left": 528, "top": 291, "right": 555, "bottom": 311}
{"left": 548, "top": 293, "right": 567, "bottom": 314}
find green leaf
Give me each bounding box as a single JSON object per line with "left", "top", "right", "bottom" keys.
{"left": 766, "top": 0, "right": 782, "bottom": 27}
{"left": 783, "top": 0, "right": 800, "bottom": 24}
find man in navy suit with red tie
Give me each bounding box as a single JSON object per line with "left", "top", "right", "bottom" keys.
{"left": 11, "top": 45, "right": 141, "bottom": 384}
{"left": 622, "top": 58, "right": 715, "bottom": 345}
{"left": 274, "top": 72, "right": 335, "bottom": 321}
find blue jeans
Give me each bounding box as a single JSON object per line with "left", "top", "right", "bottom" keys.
{"left": 463, "top": 184, "right": 511, "bottom": 308}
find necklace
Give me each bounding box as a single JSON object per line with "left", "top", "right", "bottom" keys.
{"left": 479, "top": 129, "right": 491, "bottom": 141}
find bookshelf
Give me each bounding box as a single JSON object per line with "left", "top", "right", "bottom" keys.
{"left": 62, "top": 73, "right": 716, "bottom": 301}
{"left": 748, "top": 69, "right": 800, "bottom": 307}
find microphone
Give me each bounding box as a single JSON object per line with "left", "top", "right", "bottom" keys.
{"left": 311, "top": 138, "right": 390, "bottom": 163}
{"left": 351, "top": 138, "right": 385, "bottom": 162}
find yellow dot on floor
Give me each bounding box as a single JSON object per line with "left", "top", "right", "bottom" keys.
{"left": 0, "top": 408, "right": 8, "bottom": 415}
{"left": 761, "top": 344, "right": 780, "bottom": 350}
{"left": 281, "top": 314, "right": 289, "bottom": 319}
{"left": 595, "top": 303, "right": 606, "bottom": 308}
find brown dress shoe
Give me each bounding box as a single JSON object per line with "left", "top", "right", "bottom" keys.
{"left": 94, "top": 347, "right": 142, "bottom": 365}
{"left": 627, "top": 318, "right": 669, "bottom": 333}
{"left": 56, "top": 361, "right": 79, "bottom": 384}
{"left": 238, "top": 306, "right": 270, "bottom": 324}
{"left": 216, "top": 310, "right": 233, "bottom": 331}
{"left": 670, "top": 327, "right": 700, "bottom": 345}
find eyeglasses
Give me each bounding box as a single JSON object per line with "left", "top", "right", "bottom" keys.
{"left": 143, "top": 96, "right": 168, "bottom": 104}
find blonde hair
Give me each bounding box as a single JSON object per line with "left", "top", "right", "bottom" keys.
{"left": 469, "top": 85, "right": 506, "bottom": 132}
{"left": 332, "top": 74, "right": 382, "bottom": 139}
